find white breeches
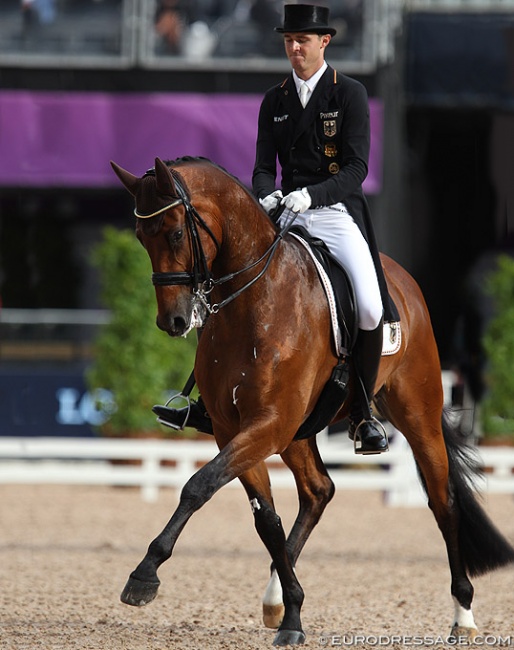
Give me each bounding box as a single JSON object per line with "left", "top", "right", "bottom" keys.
{"left": 279, "top": 204, "right": 383, "bottom": 330}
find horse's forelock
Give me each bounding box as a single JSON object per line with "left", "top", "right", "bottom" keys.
{"left": 134, "top": 165, "right": 189, "bottom": 235}
{"left": 134, "top": 164, "right": 190, "bottom": 218}
{"left": 136, "top": 212, "right": 164, "bottom": 237}
{"left": 133, "top": 174, "right": 168, "bottom": 218}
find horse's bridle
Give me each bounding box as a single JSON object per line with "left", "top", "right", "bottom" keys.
{"left": 143, "top": 171, "right": 220, "bottom": 297}
{"left": 141, "top": 168, "right": 288, "bottom": 315}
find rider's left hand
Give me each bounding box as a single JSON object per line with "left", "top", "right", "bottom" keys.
{"left": 281, "top": 188, "right": 312, "bottom": 213}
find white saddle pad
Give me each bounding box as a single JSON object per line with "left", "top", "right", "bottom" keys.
{"left": 290, "top": 232, "right": 401, "bottom": 357}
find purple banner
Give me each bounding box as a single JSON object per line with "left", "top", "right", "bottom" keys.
{"left": 0, "top": 90, "right": 382, "bottom": 193}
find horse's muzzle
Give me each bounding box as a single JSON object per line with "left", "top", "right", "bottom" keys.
{"left": 156, "top": 296, "right": 206, "bottom": 337}
{"left": 157, "top": 313, "right": 188, "bottom": 337}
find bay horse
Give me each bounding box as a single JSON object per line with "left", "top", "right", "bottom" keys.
{"left": 111, "top": 156, "right": 514, "bottom": 647}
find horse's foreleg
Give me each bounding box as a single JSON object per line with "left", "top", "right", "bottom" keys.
{"left": 121, "top": 433, "right": 308, "bottom": 645}
{"left": 121, "top": 452, "right": 233, "bottom": 607}
{"left": 261, "top": 438, "right": 335, "bottom": 630}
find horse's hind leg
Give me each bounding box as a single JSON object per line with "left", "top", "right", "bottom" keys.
{"left": 239, "top": 462, "right": 307, "bottom": 647}
{"left": 413, "top": 429, "right": 477, "bottom": 638}
{"left": 261, "top": 438, "right": 335, "bottom": 630}
{"left": 377, "top": 384, "right": 478, "bottom": 639}
{"left": 378, "top": 380, "right": 514, "bottom": 641}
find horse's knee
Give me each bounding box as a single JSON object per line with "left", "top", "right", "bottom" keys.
{"left": 180, "top": 455, "right": 227, "bottom": 507}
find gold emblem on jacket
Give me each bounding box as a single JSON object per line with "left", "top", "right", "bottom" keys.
{"left": 323, "top": 120, "right": 337, "bottom": 137}
{"left": 324, "top": 143, "right": 337, "bottom": 158}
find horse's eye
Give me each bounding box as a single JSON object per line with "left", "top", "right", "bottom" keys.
{"left": 170, "top": 229, "right": 183, "bottom": 244}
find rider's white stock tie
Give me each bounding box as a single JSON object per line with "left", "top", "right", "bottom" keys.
{"left": 299, "top": 82, "right": 310, "bottom": 107}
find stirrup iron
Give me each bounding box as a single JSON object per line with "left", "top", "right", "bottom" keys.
{"left": 155, "top": 393, "right": 192, "bottom": 431}
{"left": 353, "top": 416, "right": 389, "bottom": 455}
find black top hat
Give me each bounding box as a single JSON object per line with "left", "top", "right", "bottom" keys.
{"left": 275, "top": 4, "right": 336, "bottom": 36}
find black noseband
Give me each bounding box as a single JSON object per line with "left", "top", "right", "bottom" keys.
{"left": 152, "top": 272, "right": 194, "bottom": 286}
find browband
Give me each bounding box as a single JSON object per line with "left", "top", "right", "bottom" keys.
{"left": 134, "top": 197, "right": 183, "bottom": 219}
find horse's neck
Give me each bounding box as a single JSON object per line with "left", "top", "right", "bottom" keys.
{"left": 186, "top": 164, "right": 278, "bottom": 272}
{"left": 218, "top": 204, "right": 277, "bottom": 270}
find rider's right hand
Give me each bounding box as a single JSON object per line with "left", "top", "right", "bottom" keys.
{"left": 259, "top": 190, "right": 283, "bottom": 214}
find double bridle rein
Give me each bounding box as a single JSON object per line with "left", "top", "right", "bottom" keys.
{"left": 138, "top": 169, "right": 288, "bottom": 315}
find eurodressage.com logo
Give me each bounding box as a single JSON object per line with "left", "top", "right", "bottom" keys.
{"left": 318, "top": 634, "right": 514, "bottom": 646}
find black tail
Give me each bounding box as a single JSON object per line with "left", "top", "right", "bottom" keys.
{"left": 442, "top": 409, "right": 514, "bottom": 576}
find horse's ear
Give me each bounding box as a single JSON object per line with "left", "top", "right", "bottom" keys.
{"left": 110, "top": 161, "right": 140, "bottom": 196}
{"left": 154, "top": 157, "right": 177, "bottom": 197}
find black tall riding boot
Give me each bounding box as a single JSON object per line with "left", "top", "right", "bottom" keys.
{"left": 348, "top": 319, "right": 389, "bottom": 454}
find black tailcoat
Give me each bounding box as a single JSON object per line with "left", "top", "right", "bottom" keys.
{"left": 252, "top": 65, "right": 397, "bottom": 322}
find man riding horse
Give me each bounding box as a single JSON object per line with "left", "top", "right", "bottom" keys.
{"left": 154, "top": 4, "right": 397, "bottom": 454}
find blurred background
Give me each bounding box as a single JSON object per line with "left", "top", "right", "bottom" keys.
{"left": 1, "top": 0, "right": 514, "bottom": 439}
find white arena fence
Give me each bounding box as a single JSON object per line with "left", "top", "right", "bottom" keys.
{"left": 0, "top": 432, "right": 513, "bottom": 506}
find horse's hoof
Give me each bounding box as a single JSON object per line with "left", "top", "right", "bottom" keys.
{"left": 272, "top": 629, "right": 306, "bottom": 646}
{"left": 263, "top": 603, "right": 285, "bottom": 629}
{"left": 120, "top": 574, "right": 160, "bottom": 606}
{"left": 450, "top": 625, "right": 478, "bottom": 643}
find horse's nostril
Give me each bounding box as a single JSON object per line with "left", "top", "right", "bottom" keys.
{"left": 172, "top": 316, "right": 186, "bottom": 334}
{"left": 156, "top": 314, "right": 185, "bottom": 335}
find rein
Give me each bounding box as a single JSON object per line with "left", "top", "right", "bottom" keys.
{"left": 147, "top": 168, "right": 294, "bottom": 314}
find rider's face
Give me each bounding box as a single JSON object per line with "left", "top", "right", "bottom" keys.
{"left": 283, "top": 32, "right": 331, "bottom": 80}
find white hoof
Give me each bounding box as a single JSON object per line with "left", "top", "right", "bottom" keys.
{"left": 263, "top": 570, "right": 284, "bottom": 629}
{"left": 263, "top": 602, "right": 285, "bottom": 629}
{"left": 450, "top": 625, "right": 479, "bottom": 643}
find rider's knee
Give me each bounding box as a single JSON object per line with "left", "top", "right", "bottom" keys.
{"left": 358, "top": 304, "right": 383, "bottom": 331}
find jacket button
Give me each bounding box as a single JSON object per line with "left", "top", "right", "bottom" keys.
{"left": 293, "top": 169, "right": 298, "bottom": 173}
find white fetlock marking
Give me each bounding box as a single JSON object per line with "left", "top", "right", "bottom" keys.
{"left": 263, "top": 569, "right": 283, "bottom": 607}
{"left": 452, "top": 596, "right": 477, "bottom": 629}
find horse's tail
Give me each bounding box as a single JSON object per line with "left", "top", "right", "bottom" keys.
{"left": 418, "top": 409, "right": 514, "bottom": 577}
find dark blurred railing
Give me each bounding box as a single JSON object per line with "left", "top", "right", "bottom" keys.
{"left": 0, "top": 0, "right": 403, "bottom": 74}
